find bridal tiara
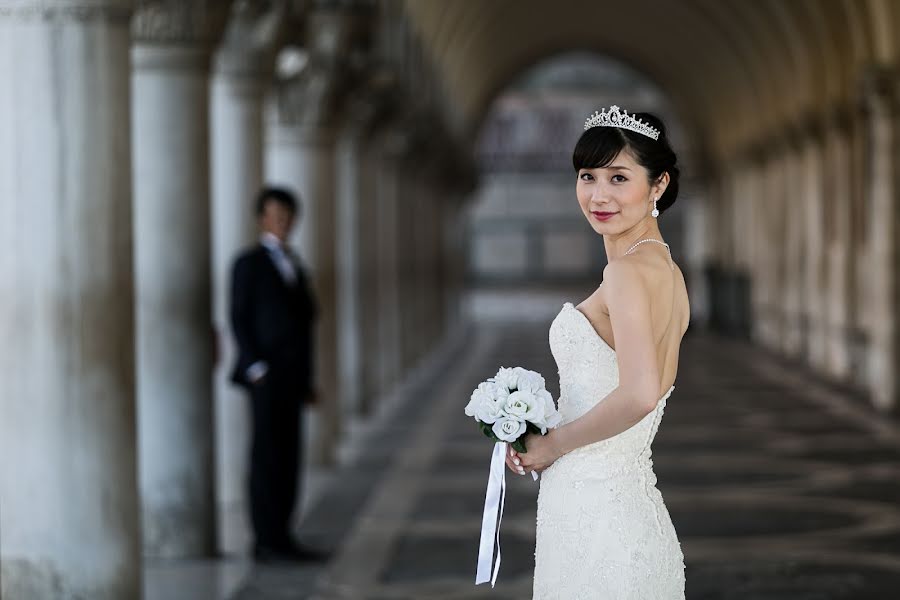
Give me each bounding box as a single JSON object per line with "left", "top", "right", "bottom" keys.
{"left": 583, "top": 105, "right": 660, "bottom": 140}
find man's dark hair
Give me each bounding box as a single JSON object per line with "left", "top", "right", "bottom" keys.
{"left": 255, "top": 186, "right": 300, "bottom": 218}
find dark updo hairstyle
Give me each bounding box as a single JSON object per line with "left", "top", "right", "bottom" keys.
{"left": 572, "top": 111, "right": 680, "bottom": 215}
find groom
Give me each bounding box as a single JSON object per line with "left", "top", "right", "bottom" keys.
{"left": 229, "top": 186, "right": 326, "bottom": 563}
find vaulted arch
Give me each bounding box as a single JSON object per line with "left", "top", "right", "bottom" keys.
{"left": 403, "top": 0, "right": 888, "bottom": 163}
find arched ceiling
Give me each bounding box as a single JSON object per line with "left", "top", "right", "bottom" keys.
{"left": 402, "top": 0, "right": 899, "bottom": 163}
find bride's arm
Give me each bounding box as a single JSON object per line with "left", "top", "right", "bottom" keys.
{"left": 550, "top": 260, "right": 662, "bottom": 456}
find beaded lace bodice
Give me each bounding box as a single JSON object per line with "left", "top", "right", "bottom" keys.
{"left": 548, "top": 302, "right": 674, "bottom": 475}
{"left": 532, "top": 301, "right": 685, "bottom": 599}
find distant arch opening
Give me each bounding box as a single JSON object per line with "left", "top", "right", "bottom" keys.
{"left": 464, "top": 52, "right": 696, "bottom": 319}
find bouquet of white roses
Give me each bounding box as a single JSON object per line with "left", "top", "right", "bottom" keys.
{"left": 464, "top": 366, "right": 561, "bottom": 453}
{"left": 465, "top": 366, "right": 561, "bottom": 588}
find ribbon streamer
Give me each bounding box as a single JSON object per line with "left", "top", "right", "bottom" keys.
{"left": 475, "top": 441, "right": 539, "bottom": 587}
{"left": 475, "top": 441, "right": 506, "bottom": 587}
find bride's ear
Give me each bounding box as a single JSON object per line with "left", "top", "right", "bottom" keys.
{"left": 653, "top": 172, "right": 670, "bottom": 198}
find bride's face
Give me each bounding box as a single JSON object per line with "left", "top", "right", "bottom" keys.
{"left": 576, "top": 149, "right": 659, "bottom": 233}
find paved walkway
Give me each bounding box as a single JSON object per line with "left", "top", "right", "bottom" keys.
{"left": 153, "top": 318, "right": 900, "bottom": 599}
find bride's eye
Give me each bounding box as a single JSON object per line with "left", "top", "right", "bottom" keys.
{"left": 579, "top": 172, "right": 594, "bottom": 181}
{"left": 612, "top": 174, "right": 627, "bottom": 183}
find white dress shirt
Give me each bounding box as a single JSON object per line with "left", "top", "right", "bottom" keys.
{"left": 246, "top": 232, "right": 299, "bottom": 382}
{"left": 260, "top": 231, "right": 298, "bottom": 286}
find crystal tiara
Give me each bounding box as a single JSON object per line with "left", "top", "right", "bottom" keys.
{"left": 583, "top": 105, "right": 660, "bottom": 140}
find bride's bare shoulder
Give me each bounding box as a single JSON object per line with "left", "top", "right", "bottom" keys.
{"left": 601, "top": 256, "right": 655, "bottom": 293}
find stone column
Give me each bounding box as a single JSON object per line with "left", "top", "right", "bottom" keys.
{"left": 420, "top": 142, "right": 456, "bottom": 351}
{"left": 273, "top": 5, "right": 367, "bottom": 465}
{"left": 131, "top": 0, "right": 224, "bottom": 558}
{"left": 422, "top": 178, "right": 443, "bottom": 350}
{"left": 0, "top": 2, "right": 140, "bottom": 598}
{"left": 374, "top": 132, "right": 404, "bottom": 392}
{"left": 848, "top": 106, "right": 870, "bottom": 388}
{"left": 758, "top": 154, "right": 784, "bottom": 348}
{"left": 335, "top": 96, "right": 382, "bottom": 418}
{"left": 781, "top": 139, "right": 807, "bottom": 357}
{"left": 861, "top": 69, "right": 900, "bottom": 412}
{"left": 406, "top": 165, "right": 428, "bottom": 361}
{"left": 264, "top": 91, "right": 314, "bottom": 262}
{"left": 823, "top": 110, "right": 855, "bottom": 380}
{"left": 769, "top": 150, "right": 790, "bottom": 350}
{"left": 800, "top": 125, "right": 828, "bottom": 370}
{"left": 356, "top": 139, "right": 381, "bottom": 409}
{"left": 682, "top": 179, "right": 712, "bottom": 330}
{"left": 211, "top": 1, "right": 283, "bottom": 554}
{"left": 395, "top": 151, "right": 418, "bottom": 370}
{"left": 745, "top": 157, "right": 770, "bottom": 345}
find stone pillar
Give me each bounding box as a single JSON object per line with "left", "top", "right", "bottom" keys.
{"left": 757, "top": 154, "right": 783, "bottom": 348}
{"left": 419, "top": 143, "right": 455, "bottom": 351}
{"left": 422, "top": 178, "right": 443, "bottom": 349}
{"left": 848, "top": 106, "right": 870, "bottom": 388}
{"left": 861, "top": 69, "right": 900, "bottom": 412}
{"left": 781, "top": 139, "right": 807, "bottom": 357}
{"left": 395, "top": 154, "right": 417, "bottom": 370}
{"left": 264, "top": 93, "right": 314, "bottom": 262}
{"left": 800, "top": 125, "right": 828, "bottom": 370}
{"left": 211, "top": 1, "right": 282, "bottom": 554}
{"left": 770, "top": 151, "right": 790, "bottom": 350}
{"left": 275, "top": 5, "right": 369, "bottom": 464}
{"left": 335, "top": 99, "right": 381, "bottom": 418}
{"left": 131, "top": 0, "right": 224, "bottom": 558}
{"left": 406, "top": 165, "right": 428, "bottom": 361}
{"left": 266, "top": 114, "right": 343, "bottom": 466}
{"left": 357, "top": 140, "right": 381, "bottom": 408}
{"left": 374, "top": 134, "right": 403, "bottom": 392}
{"left": 682, "top": 180, "right": 712, "bottom": 329}
{"left": 823, "top": 111, "right": 855, "bottom": 380}
{"left": 745, "top": 157, "right": 770, "bottom": 345}
{"left": 335, "top": 129, "right": 362, "bottom": 419}
{"left": 0, "top": 2, "right": 140, "bottom": 598}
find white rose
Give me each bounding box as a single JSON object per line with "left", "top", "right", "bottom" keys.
{"left": 534, "top": 389, "right": 561, "bottom": 432}
{"left": 491, "top": 416, "right": 527, "bottom": 442}
{"left": 493, "top": 367, "right": 518, "bottom": 392}
{"left": 464, "top": 389, "right": 504, "bottom": 424}
{"left": 512, "top": 367, "right": 545, "bottom": 393}
{"left": 478, "top": 380, "right": 509, "bottom": 403}
{"left": 503, "top": 390, "right": 531, "bottom": 420}
{"left": 505, "top": 390, "right": 546, "bottom": 425}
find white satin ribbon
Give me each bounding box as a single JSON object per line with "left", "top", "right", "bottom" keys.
{"left": 475, "top": 441, "right": 539, "bottom": 587}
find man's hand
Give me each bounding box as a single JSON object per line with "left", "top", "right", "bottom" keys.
{"left": 246, "top": 361, "right": 269, "bottom": 386}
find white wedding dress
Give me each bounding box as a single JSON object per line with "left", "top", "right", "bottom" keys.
{"left": 532, "top": 302, "right": 686, "bottom": 599}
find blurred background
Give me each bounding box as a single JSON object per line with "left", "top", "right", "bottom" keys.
{"left": 2, "top": 0, "right": 900, "bottom": 598}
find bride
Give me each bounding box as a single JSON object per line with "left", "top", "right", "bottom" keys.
{"left": 507, "top": 106, "right": 689, "bottom": 598}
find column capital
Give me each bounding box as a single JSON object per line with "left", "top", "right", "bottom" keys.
{"left": 0, "top": 0, "right": 132, "bottom": 22}
{"left": 795, "top": 110, "right": 827, "bottom": 147}
{"left": 268, "top": 1, "right": 373, "bottom": 132}
{"left": 214, "top": 0, "right": 288, "bottom": 79}
{"left": 132, "top": 0, "right": 228, "bottom": 46}
{"left": 827, "top": 103, "right": 855, "bottom": 136}
{"left": 339, "top": 66, "right": 399, "bottom": 140}
{"left": 859, "top": 66, "right": 900, "bottom": 115}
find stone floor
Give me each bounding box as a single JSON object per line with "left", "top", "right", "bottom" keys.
{"left": 146, "top": 315, "right": 900, "bottom": 600}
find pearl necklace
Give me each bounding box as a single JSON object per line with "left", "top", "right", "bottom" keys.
{"left": 624, "top": 238, "right": 674, "bottom": 269}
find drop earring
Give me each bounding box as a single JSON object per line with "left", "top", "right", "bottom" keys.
{"left": 651, "top": 197, "right": 659, "bottom": 218}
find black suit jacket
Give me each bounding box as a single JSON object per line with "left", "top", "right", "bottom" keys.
{"left": 229, "top": 244, "right": 318, "bottom": 391}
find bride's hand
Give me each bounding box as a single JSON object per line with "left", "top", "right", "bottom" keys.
{"left": 505, "top": 445, "right": 527, "bottom": 476}
{"left": 514, "top": 432, "right": 563, "bottom": 475}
